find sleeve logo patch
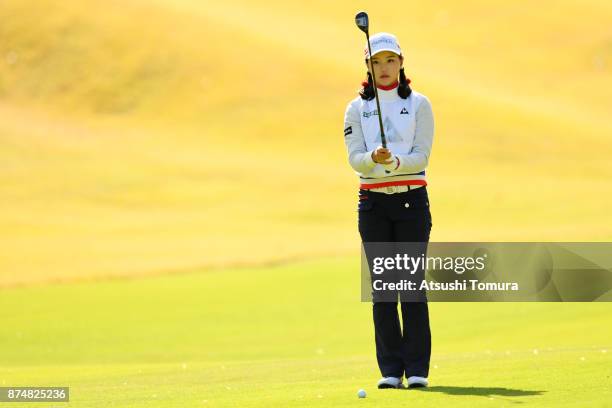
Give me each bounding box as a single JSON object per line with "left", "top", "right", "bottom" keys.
{"left": 344, "top": 126, "right": 353, "bottom": 136}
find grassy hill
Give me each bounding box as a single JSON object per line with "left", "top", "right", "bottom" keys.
{"left": 1, "top": 0, "right": 611, "bottom": 285}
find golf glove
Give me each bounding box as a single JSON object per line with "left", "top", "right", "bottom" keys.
{"left": 381, "top": 155, "right": 399, "bottom": 171}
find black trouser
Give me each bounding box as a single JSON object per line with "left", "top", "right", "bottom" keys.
{"left": 358, "top": 186, "right": 432, "bottom": 379}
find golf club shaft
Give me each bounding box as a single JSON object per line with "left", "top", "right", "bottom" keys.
{"left": 365, "top": 31, "right": 387, "bottom": 149}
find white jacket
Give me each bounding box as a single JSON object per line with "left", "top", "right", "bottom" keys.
{"left": 343, "top": 85, "right": 434, "bottom": 189}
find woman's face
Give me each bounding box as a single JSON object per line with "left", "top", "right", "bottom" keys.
{"left": 366, "top": 51, "right": 403, "bottom": 87}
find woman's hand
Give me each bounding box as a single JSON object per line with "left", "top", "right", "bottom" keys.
{"left": 372, "top": 146, "right": 394, "bottom": 164}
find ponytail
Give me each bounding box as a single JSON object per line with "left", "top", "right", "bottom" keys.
{"left": 359, "top": 71, "right": 375, "bottom": 100}
{"left": 398, "top": 67, "right": 412, "bottom": 99}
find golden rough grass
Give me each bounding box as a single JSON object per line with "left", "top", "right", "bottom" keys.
{"left": 0, "top": 0, "right": 611, "bottom": 285}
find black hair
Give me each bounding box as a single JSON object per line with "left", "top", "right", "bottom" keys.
{"left": 359, "top": 63, "right": 412, "bottom": 100}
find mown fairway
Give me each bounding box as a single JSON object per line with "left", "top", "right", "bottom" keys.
{"left": 1, "top": 257, "right": 611, "bottom": 407}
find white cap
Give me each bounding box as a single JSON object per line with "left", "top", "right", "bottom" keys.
{"left": 364, "top": 32, "right": 402, "bottom": 59}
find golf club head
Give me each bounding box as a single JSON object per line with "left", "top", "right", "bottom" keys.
{"left": 355, "top": 11, "right": 369, "bottom": 33}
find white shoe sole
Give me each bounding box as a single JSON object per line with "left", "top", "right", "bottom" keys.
{"left": 407, "top": 376, "right": 429, "bottom": 388}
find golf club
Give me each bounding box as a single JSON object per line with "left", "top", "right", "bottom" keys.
{"left": 355, "top": 11, "right": 387, "bottom": 149}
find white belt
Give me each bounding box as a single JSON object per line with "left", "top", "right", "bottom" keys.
{"left": 367, "top": 185, "right": 424, "bottom": 194}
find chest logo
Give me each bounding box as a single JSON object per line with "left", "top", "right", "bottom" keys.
{"left": 363, "top": 110, "right": 379, "bottom": 118}
{"left": 400, "top": 107, "right": 409, "bottom": 114}
{"left": 377, "top": 117, "right": 403, "bottom": 143}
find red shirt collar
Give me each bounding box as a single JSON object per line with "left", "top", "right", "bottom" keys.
{"left": 377, "top": 81, "right": 399, "bottom": 91}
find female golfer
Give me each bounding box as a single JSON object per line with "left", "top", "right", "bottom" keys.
{"left": 343, "top": 32, "right": 434, "bottom": 389}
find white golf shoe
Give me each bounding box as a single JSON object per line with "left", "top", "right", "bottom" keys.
{"left": 407, "top": 376, "right": 429, "bottom": 388}
{"left": 377, "top": 376, "right": 405, "bottom": 389}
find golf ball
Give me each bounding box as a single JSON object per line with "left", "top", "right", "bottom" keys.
{"left": 357, "top": 389, "right": 367, "bottom": 398}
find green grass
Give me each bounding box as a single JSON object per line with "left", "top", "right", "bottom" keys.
{"left": 1, "top": 256, "right": 611, "bottom": 407}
